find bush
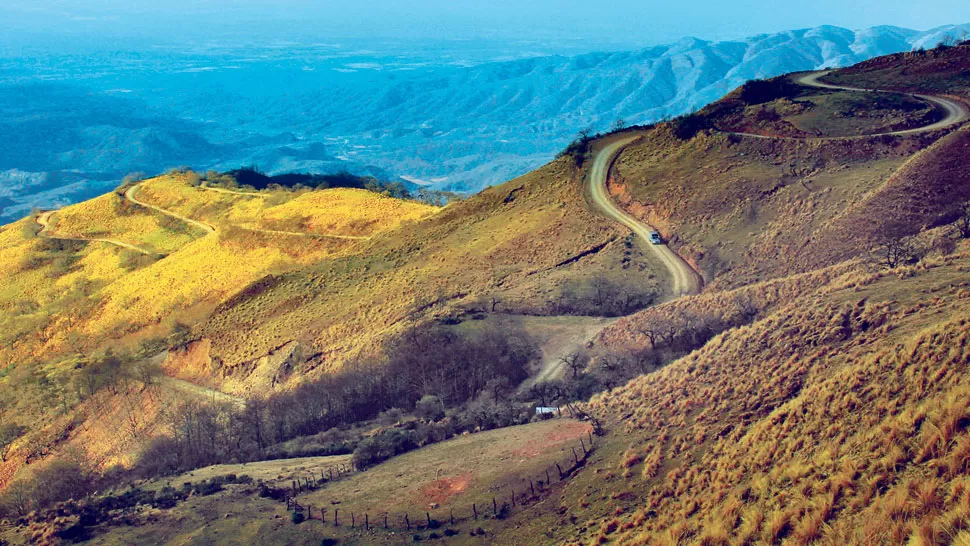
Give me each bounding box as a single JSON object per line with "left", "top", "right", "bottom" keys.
{"left": 739, "top": 78, "right": 800, "bottom": 105}
{"left": 415, "top": 395, "right": 445, "bottom": 421}
{"left": 291, "top": 510, "right": 305, "bottom": 524}
{"left": 668, "top": 113, "right": 709, "bottom": 140}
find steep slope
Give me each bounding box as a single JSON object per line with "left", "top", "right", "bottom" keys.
{"left": 481, "top": 43, "right": 970, "bottom": 546}
{"left": 194, "top": 158, "right": 666, "bottom": 394}
{"left": 495, "top": 243, "right": 970, "bottom": 546}
{"left": 605, "top": 46, "right": 970, "bottom": 289}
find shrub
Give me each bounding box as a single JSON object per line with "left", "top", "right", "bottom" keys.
{"left": 669, "top": 113, "right": 710, "bottom": 140}
{"left": 415, "top": 395, "right": 445, "bottom": 421}
{"left": 291, "top": 510, "right": 305, "bottom": 524}
{"left": 738, "top": 78, "right": 800, "bottom": 105}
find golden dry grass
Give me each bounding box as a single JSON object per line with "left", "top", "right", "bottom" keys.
{"left": 48, "top": 192, "right": 196, "bottom": 254}
{"left": 565, "top": 242, "right": 970, "bottom": 545}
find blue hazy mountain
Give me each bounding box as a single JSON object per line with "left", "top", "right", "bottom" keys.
{"left": 1, "top": 24, "right": 967, "bottom": 223}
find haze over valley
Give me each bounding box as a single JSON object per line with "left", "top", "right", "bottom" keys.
{"left": 3, "top": 23, "right": 968, "bottom": 223}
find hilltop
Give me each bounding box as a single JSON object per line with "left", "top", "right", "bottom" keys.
{"left": 2, "top": 41, "right": 970, "bottom": 546}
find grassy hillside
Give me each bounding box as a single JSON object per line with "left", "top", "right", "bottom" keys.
{"left": 486, "top": 43, "right": 970, "bottom": 545}
{"left": 3, "top": 43, "right": 970, "bottom": 546}
{"left": 607, "top": 56, "right": 970, "bottom": 289}
{"left": 0, "top": 174, "right": 432, "bottom": 369}
{"left": 552, "top": 241, "right": 970, "bottom": 545}
{"left": 195, "top": 157, "right": 664, "bottom": 393}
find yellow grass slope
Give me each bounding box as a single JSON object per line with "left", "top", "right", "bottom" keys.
{"left": 0, "top": 175, "right": 439, "bottom": 367}
{"left": 196, "top": 157, "right": 666, "bottom": 392}
{"left": 140, "top": 174, "right": 438, "bottom": 237}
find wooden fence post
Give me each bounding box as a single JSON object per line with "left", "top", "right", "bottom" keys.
{"left": 384, "top": 513, "right": 388, "bottom": 529}
{"left": 405, "top": 513, "right": 410, "bottom": 530}
{"left": 588, "top": 430, "right": 594, "bottom": 446}
{"left": 473, "top": 504, "right": 478, "bottom": 520}
{"left": 365, "top": 513, "right": 369, "bottom": 531}
{"left": 573, "top": 447, "right": 579, "bottom": 464}
{"left": 546, "top": 469, "right": 550, "bottom": 484}
{"left": 581, "top": 438, "right": 587, "bottom": 454}
{"left": 556, "top": 463, "right": 564, "bottom": 479}
{"left": 511, "top": 490, "right": 515, "bottom": 507}
{"left": 351, "top": 512, "right": 355, "bottom": 529}
{"left": 493, "top": 497, "right": 498, "bottom": 515}
{"left": 530, "top": 480, "right": 535, "bottom": 496}
{"left": 334, "top": 508, "right": 339, "bottom": 527}
{"left": 427, "top": 512, "right": 432, "bottom": 527}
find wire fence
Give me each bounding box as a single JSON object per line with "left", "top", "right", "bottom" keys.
{"left": 278, "top": 429, "right": 597, "bottom": 533}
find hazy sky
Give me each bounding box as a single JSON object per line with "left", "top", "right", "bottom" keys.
{"left": 3, "top": 0, "right": 969, "bottom": 47}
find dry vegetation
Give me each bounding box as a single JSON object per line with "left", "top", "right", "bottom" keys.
{"left": 3, "top": 44, "right": 970, "bottom": 546}
{"left": 566, "top": 242, "right": 970, "bottom": 545}
{"left": 196, "top": 157, "right": 664, "bottom": 393}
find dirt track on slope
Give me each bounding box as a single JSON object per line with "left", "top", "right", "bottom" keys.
{"left": 128, "top": 182, "right": 370, "bottom": 240}
{"left": 35, "top": 210, "right": 156, "bottom": 255}
{"left": 730, "top": 70, "right": 969, "bottom": 141}
{"left": 587, "top": 138, "right": 704, "bottom": 298}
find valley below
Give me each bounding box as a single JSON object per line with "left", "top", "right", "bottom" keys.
{"left": 4, "top": 24, "right": 970, "bottom": 224}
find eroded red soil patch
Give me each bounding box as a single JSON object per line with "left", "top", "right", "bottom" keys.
{"left": 511, "top": 420, "right": 592, "bottom": 459}
{"left": 420, "top": 473, "right": 472, "bottom": 506}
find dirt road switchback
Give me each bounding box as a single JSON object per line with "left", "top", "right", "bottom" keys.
{"left": 587, "top": 138, "right": 703, "bottom": 297}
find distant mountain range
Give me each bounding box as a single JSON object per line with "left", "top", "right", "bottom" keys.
{"left": 2, "top": 23, "right": 968, "bottom": 223}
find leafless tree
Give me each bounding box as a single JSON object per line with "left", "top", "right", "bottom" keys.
{"left": 871, "top": 227, "right": 922, "bottom": 269}
{"left": 560, "top": 351, "right": 590, "bottom": 379}
{"left": 0, "top": 423, "right": 25, "bottom": 462}
{"left": 957, "top": 202, "right": 970, "bottom": 239}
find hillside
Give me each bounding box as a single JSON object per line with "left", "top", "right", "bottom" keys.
{"left": 3, "top": 40, "right": 970, "bottom": 546}
{"left": 0, "top": 154, "right": 665, "bottom": 509}
{"left": 0, "top": 174, "right": 437, "bottom": 368}
{"left": 496, "top": 42, "right": 970, "bottom": 546}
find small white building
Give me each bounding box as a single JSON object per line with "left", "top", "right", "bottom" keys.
{"left": 535, "top": 406, "right": 558, "bottom": 415}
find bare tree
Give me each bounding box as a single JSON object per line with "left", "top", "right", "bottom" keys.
{"left": 560, "top": 351, "right": 590, "bottom": 379}
{"left": 871, "top": 229, "right": 921, "bottom": 269}
{"left": 957, "top": 202, "right": 970, "bottom": 239}
{"left": 0, "top": 423, "right": 25, "bottom": 462}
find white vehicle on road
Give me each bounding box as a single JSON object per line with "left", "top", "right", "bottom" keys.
{"left": 648, "top": 231, "right": 664, "bottom": 244}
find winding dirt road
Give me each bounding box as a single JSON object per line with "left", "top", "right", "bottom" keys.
{"left": 128, "top": 182, "right": 370, "bottom": 240}
{"left": 586, "top": 70, "right": 969, "bottom": 300}
{"left": 125, "top": 183, "right": 217, "bottom": 235}
{"left": 796, "top": 71, "right": 969, "bottom": 135}
{"left": 733, "top": 71, "right": 969, "bottom": 141}
{"left": 588, "top": 138, "right": 704, "bottom": 297}
{"left": 35, "top": 210, "right": 155, "bottom": 255}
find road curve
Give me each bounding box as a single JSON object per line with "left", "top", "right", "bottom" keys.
{"left": 35, "top": 211, "right": 155, "bottom": 255}
{"left": 798, "top": 71, "right": 969, "bottom": 135}
{"left": 588, "top": 138, "right": 704, "bottom": 297}
{"left": 731, "top": 71, "right": 969, "bottom": 141}
{"left": 125, "top": 183, "right": 217, "bottom": 235}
